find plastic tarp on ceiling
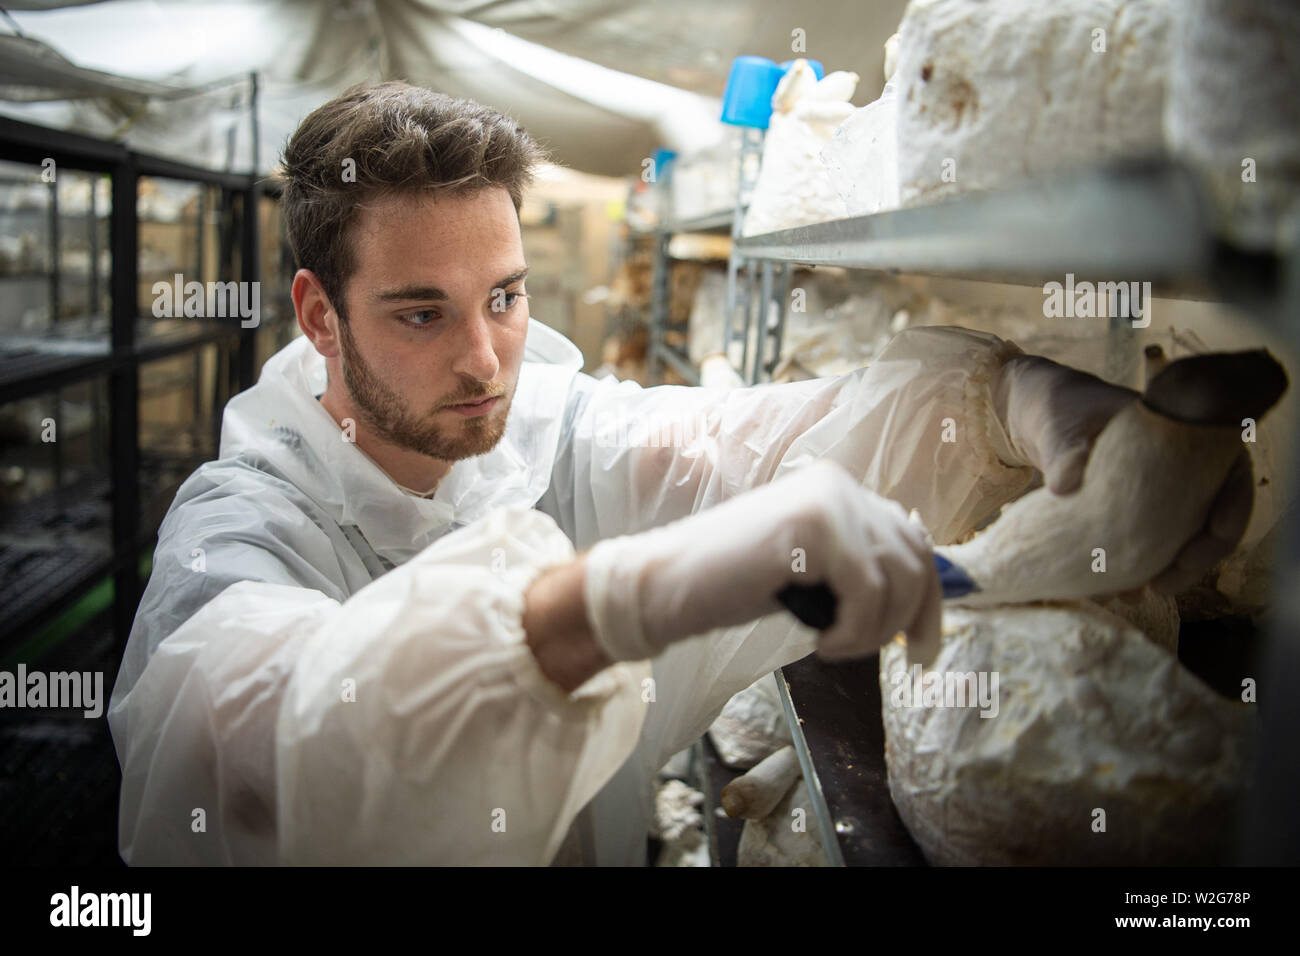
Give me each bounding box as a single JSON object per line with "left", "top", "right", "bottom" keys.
{"left": 0, "top": 0, "right": 903, "bottom": 178}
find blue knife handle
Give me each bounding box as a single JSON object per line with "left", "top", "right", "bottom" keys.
{"left": 776, "top": 553, "right": 977, "bottom": 631}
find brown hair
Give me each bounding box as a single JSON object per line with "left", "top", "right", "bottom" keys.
{"left": 279, "top": 81, "right": 549, "bottom": 318}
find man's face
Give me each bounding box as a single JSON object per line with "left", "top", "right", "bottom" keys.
{"left": 332, "top": 188, "right": 530, "bottom": 462}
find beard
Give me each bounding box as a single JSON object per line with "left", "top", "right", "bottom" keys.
{"left": 337, "top": 318, "right": 512, "bottom": 461}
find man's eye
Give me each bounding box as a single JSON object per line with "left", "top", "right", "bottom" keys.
{"left": 402, "top": 309, "right": 439, "bottom": 327}
{"left": 494, "top": 290, "right": 527, "bottom": 312}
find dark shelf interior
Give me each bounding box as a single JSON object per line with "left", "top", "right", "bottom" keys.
{"left": 0, "top": 610, "right": 125, "bottom": 867}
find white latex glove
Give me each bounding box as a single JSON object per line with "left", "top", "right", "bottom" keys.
{"left": 994, "top": 353, "right": 1141, "bottom": 495}
{"left": 994, "top": 353, "right": 1255, "bottom": 593}
{"left": 583, "top": 459, "right": 943, "bottom": 666}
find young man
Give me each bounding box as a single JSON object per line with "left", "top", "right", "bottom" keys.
{"left": 108, "top": 82, "right": 1251, "bottom": 866}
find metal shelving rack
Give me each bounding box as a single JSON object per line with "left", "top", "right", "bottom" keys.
{"left": 644, "top": 129, "right": 796, "bottom": 389}
{"left": 645, "top": 127, "right": 777, "bottom": 388}
{"left": 646, "top": 150, "right": 1299, "bottom": 864}
{"left": 0, "top": 114, "right": 283, "bottom": 656}
{"left": 735, "top": 156, "right": 1298, "bottom": 866}
{"left": 643, "top": 211, "right": 732, "bottom": 387}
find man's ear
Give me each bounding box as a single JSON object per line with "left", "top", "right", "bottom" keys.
{"left": 292, "top": 269, "right": 342, "bottom": 358}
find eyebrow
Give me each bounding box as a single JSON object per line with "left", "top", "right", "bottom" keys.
{"left": 373, "top": 268, "right": 529, "bottom": 303}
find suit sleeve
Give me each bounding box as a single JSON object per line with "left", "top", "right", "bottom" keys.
{"left": 108, "top": 507, "right": 650, "bottom": 865}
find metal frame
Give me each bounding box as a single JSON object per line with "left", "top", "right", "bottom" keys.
{"left": 0, "top": 114, "right": 269, "bottom": 652}
{"left": 772, "top": 667, "right": 844, "bottom": 866}
{"left": 725, "top": 126, "right": 765, "bottom": 384}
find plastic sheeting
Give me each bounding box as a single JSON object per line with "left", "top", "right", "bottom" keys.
{"left": 0, "top": 1, "right": 907, "bottom": 177}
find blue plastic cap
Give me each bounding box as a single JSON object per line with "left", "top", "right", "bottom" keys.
{"left": 650, "top": 148, "right": 676, "bottom": 183}
{"left": 720, "top": 55, "right": 786, "bottom": 129}
{"left": 779, "top": 59, "right": 825, "bottom": 80}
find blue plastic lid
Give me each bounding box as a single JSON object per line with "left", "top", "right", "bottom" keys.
{"left": 651, "top": 148, "right": 677, "bottom": 182}
{"left": 779, "top": 59, "right": 825, "bottom": 80}
{"left": 720, "top": 55, "right": 786, "bottom": 129}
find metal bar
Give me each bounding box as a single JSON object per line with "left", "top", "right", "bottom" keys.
{"left": 218, "top": 188, "right": 236, "bottom": 281}
{"left": 653, "top": 342, "right": 700, "bottom": 386}
{"left": 0, "top": 116, "right": 253, "bottom": 184}
{"left": 110, "top": 162, "right": 138, "bottom": 354}
{"left": 767, "top": 262, "right": 792, "bottom": 380}
{"left": 48, "top": 176, "right": 59, "bottom": 326}
{"left": 0, "top": 321, "right": 242, "bottom": 406}
{"left": 108, "top": 156, "right": 140, "bottom": 648}
{"left": 691, "top": 738, "right": 721, "bottom": 867}
{"left": 736, "top": 158, "right": 1219, "bottom": 294}
{"left": 743, "top": 264, "right": 757, "bottom": 384}
{"left": 0, "top": 353, "right": 114, "bottom": 406}
{"left": 724, "top": 248, "right": 740, "bottom": 367}
{"left": 0, "top": 115, "right": 126, "bottom": 170}
{"left": 131, "top": 151, "right": 251, "bottom": 190}
{"left": 739, "top": 261, "right": 755, "bottom": 381}
{"left": 753, "top": 260, "right": 775, "bottom": 385}
{"left": 192, "top": 348, "right": 203, "bottom": 457}
{"left": 88, "top": 173, "right": 100, "bottom": 322}
{"left": 772, "top": 666, "right": 845, "bottom": 866}
{"left": 52, "top": 386, "right": 63, "bottom": 491}
{"left": 238, "top": 185, "right": 259, "bottom": 389}
{"left": 249, "top": 71, "right": 260, "bottom": 177}
{"left": 648, "top": 232, "right": 670, "bottom": 381}
{"left": 91, "top": 374, "right": 104, "bottom": 476}
{"left": 658, "top": 209, "right": 733, "bottom": 234}
{"left": 212, "top": 339, "right": 226, "bottom": 456}
{"left": 195, "top": 184, "right": 206, "bottom": 282}
{"left": 134, "top": 322, "right": 240, "bottom": 363}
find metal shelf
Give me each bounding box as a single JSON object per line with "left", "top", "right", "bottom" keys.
{"left": 657, "top": 209, "right": 734, "bottom": 234}
{"left": 776, "top": 657, "right": 927, "bottom": 866}
{"left": 0, "top": 345, "right": 112, "bottom": 405}
{"left": 0, "top": 209, "right": 109, "bottom": 220}
{"left": 0, "top": 545, "right": 114, "bottom": 653}
{"left": 0, "top": 271, "right": 96, "bottom": 281}
{"left": 1, "top": 113, "right": 265, "bottom": 649}
{"left": 0, "top": 320, "right": 245, "bottom": 405}
{"left": 630, "top": 209, "right": 734, "bottom": 237}
{"left": 735, "top": 157, "right": 1284, "bottom": 309}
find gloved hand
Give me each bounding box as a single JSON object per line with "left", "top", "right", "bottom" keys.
{"left": 583, "top": 459, "right": 943, "bottom": 666}
{"left": 994, "top": 353, "right": 1255, "bottom": 594}
{"left": 993, "top": 353, "right": 1141, "bottom": 495}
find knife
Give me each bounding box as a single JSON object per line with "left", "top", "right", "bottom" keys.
{"left": 775, "top": 553, "right": 978, "bottom": 631}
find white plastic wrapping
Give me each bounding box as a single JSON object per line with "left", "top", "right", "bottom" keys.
{"left": 880, "top": 603, "right": 1255, "bottom": 865}
{"left": 686, "top": 267, "right": 729, "bottom": 366}
{"left": 821, "top": 81, "right": 900, "bottom": 217}
{"left": 740, "top": 61, "right": 859, "bottom": 237}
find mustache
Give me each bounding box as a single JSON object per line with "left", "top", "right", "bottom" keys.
{"left": 438, "top": 384, "right": 507, "bottom": 409}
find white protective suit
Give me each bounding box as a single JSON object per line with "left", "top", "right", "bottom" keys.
{"left": 108, "top": 318, "right": 1035, "bottom": 865}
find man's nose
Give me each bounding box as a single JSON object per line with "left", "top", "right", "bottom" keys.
{"left": 451, "top": 311, "right": 501, "bottom": 383}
